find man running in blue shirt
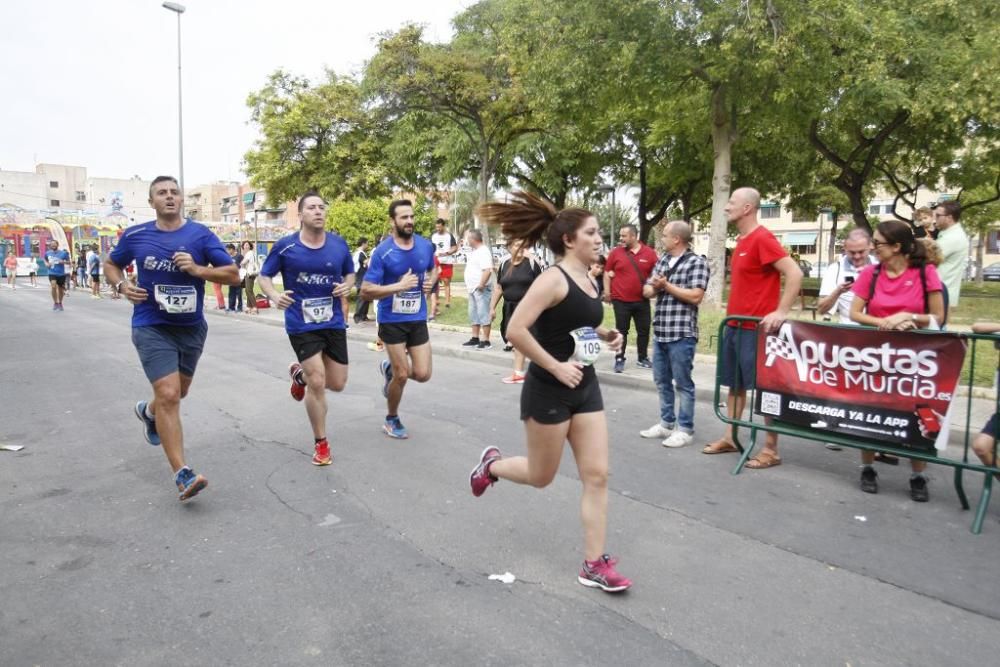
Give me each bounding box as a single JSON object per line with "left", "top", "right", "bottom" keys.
{"left": 258, "top": 191, "right": 355, "bottom": 466}
{"left": 361, "top": 199, "right": 437, "bottom": 439}
{"left": 44, "top": 239, "right": 70, "bottom": 311}
{"left": 104, "top": 176, "right": 239, "bottom": 501}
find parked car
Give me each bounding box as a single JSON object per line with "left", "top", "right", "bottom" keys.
{"left": 981, "top": 262, "right": 1000, "bottom": 281}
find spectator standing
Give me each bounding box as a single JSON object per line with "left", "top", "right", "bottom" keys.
{"left": 603, "top": 224, "right": 658, "bottom": 372}
{"left": 639, "top": 221, "right": 709, "bottom": 448}
{"left": 352, "top": 237, "right": 371, "bottom": 323}
{"left": 462, "top": 229, "right": 495, "bottom": 350}
{"left": 490, "top": 239, "right": 543, "bottom": 382}
{"left": 932, "top": 200, "right": 968, "bottom": 314}
{"left": 240, "top": 240, "right": 260, "bottom": 315}
{"left": 88, "top": 244, "right": 102, "bottom": 299}
{"left": 76, "top": 248, "right": 88, "bottom": 289}
{"left": 226, "top": 243, "right": 244, "bottom": 312}
{"left": 849, "top": 220, "right": 945, "bottom": 501}
{"left": 817, "top": 229, "right": 875, "bottom": 323}
{"left": 701, "top": 187, "right": 802, "bottom": 469}
{"left": 431, "top": 219, "right": 459, "bottom": 309}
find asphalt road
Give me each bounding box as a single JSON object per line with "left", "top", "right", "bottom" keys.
{"left": 2, "top": 286, "right": 999, "bottom": 666}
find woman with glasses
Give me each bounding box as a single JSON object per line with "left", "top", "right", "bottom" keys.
{"left": 849, "top": 220, "right": 945, "bottom": 502}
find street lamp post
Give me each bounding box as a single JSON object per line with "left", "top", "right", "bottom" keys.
{"left": 162, "top": 2, "right": 186, "bottom": 189}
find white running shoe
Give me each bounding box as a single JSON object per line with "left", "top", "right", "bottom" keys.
{"left": 639, "top": 423, "right": 673, "bottom": 439}
{"left": 661, "top": 431, "right": 693, "bottom": 448}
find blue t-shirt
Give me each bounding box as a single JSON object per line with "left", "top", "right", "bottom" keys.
{"left": 110, "top": 219, "right": 232, "bottom": 328}
{"left": 259, "top": 232, "right": 355, "bottom": 335}
{"left": 45, "top": 250, "right": 70, "bottom": 276}
{"left": 364, "top": 235, "right": 436, "bottom": 323}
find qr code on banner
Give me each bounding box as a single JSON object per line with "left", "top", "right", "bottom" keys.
{"left": 760, "top": 392, "right": 782, "bottom": 416}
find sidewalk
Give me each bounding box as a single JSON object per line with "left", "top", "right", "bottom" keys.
{"left": 208, "top": 305, "right": 996, "bottom": 447}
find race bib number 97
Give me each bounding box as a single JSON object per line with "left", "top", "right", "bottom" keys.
{"left": 570, "top": 327, "right": 602, "bottom": 366}
{"left": 154, "top": 285, "right": 197, "bottom": 314}
{"left": 302, "top": 296, "right": 333, "bottom": 324}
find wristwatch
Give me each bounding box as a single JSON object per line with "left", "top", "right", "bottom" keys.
{"left": 115, "top": 279, "right": 126, "bottom": 294}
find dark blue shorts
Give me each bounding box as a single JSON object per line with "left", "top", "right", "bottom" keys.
{"left": 981, "top": 413, "right": 998, "bottom": 437}
{"left": 721, "top": 326, "right": 758, "bottom": 391}
{"left": 131, "top": 321, "right": 208, "bottom": 383}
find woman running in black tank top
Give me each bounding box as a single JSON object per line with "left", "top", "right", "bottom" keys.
{"left": 469, "top": 192, "right": 633, "bottom": 593}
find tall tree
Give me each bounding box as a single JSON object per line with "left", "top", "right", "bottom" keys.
{"left": 365, "top": 13, "right": 539, "bottom": 207}
{"left": 244, "top": 70, "right": 390, "bottom": 205}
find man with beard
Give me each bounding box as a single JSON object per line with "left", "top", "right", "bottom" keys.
{"left": 361, "top": 199, "right": 438, "bottom": 439}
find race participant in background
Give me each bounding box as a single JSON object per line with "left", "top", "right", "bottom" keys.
{"left": 44, "top": 239, "right": 70, "bottom": 311}
{"left": 104, "top": 175, "right": 239, "bottom": 501}
{"left": 88, "top": 244, "right": 103, "bottom": 299}
{"left": 360, "top": 199, "right": 437, "bottom": 439}
{"left": 470, "top": 191, "right": 632, "bottom": 593}
{"left": 258, "top": 191, "right": 355, "bottom": 466}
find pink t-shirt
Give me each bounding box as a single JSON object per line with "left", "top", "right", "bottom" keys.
{"left": 851, "top": 264, "right": 942, "bottom": 318}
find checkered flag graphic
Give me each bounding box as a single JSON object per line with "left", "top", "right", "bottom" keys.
{"left": 764, "top": 335, "right": 795, "bottom": 366}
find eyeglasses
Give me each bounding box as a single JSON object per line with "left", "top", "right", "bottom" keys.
{"left": 872, "top": 240, "right": 891, "bottom": 248}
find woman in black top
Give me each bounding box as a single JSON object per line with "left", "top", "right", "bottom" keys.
{"left": 489, "top": 239, "right": 542, "bottom": 382}
{"left": 469, "top": 191, "right": 632, "bottom": 593}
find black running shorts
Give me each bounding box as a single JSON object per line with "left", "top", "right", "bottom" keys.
{"left": 520, "top": 372, "right": 603, "bottom": 424}
{"left": 379, "top": 321, "right": 430, "bottom": 347}
{"left": 288, "top": 328, "right": 348, "bottom": 364}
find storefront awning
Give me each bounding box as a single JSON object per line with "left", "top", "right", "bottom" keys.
{"left": 784, "top": 231, "right": 817, "bottom": 245}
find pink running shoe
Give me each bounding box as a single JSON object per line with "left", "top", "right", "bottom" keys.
{"left": 289, "top": 362, "right": 306, "bottom": 402}
{"left": 578, "top": 554, "right": 632, "bottom": 592}
{"left": 470, "top": 446, "right": 501, "bottom": 497}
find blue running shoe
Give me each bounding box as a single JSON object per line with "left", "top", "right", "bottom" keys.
{"left": 379, "top": 359, "right": 393, "bottom": 398}
{"left": 175, "top": 466, "right": 208, "bottom": 501}
{"left": 134, "top": 400, "right": 161, "bottom": 446}
{"left": 383, "top": 415, "right": 408, "bottom": 439}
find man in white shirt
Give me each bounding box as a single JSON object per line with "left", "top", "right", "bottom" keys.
{"left": 430, "top": 219, "right": 459, "bottom": 309}
{"left": 933, "top": 200, "right": 968, "bottom": 314}
{"left": 817, "top": 229, "right": 875, "bottom": 323}
{"left": 462, "top": 229, "right": 495, "bottom": 350}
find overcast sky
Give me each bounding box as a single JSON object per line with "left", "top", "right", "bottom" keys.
{"left": 1, "top": 0, "right": 471, "bottom": 187}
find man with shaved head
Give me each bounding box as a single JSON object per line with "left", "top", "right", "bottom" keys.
{"left": 639, "top": 220, "right": 710, "bottom": 448}
{"left": 702, "top": 187, "right": 802, "bottom": 469}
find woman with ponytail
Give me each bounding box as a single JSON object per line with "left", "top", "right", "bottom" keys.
{"left": 468, "top": 192, "right": 632, "bottom": 592}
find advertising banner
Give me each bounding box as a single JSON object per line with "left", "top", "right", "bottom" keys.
{"left": 754, "top": 321, "right": 967, "bottom": 452}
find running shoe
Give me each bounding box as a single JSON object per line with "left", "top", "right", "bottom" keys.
{"left": 134, "top": 400, "right": 161, "bottom": 446}
{"left": 175, "top": 466, "right": 208, "bottom": 501}
{"left": 379, "top": 359, "right": 393, "bottom": 398}
{"left": 288, "top": 362, "right": 306, "bottom": 402}
{"left": 461, "top": 337, "right": 480, "bottom": 347}
{"left": 312, "top": 439, "right": 332, "bottom": 466}
{"left": 383, "top": 415, "right": 408, "bottom": 439}
{"left": 501, "top": 373, "right": 525, "bottom": 384}
{"left": 476, "top": 341, "right": 493, "bottom": 350}
{"left": 613, "top": 358, "right": 625, "bottom": 373}
{"left": 578, "top": 554, "right": 632, "bottom": 592}
{"left": 636, "top": 358, "right": 653, "bottom": 369}
{"left": 470, "top": 446, "right": 501, "bottom": 497}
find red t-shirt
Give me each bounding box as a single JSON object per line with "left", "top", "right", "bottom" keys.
{"left": 605, "top": 243, "right": 658, "bottom": 302}
{"left": 727, "top": 225, "right": 787, "bottom": 324}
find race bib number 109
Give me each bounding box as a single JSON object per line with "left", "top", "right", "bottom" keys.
{"left": 570, "top": 326, "right": 602, "bottom": 366}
